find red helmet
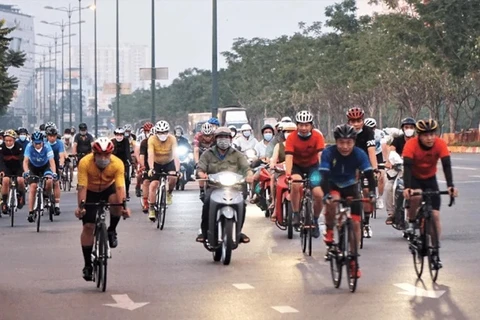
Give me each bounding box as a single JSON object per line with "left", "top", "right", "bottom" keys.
{"left": 143, "top": 122, "right": 153, "bottom": 132}
{"left": 346, "top": 107, "right": 365, "bottom": 120}
{"left": 92, "top": 137, "right": 114, "bottom": 154}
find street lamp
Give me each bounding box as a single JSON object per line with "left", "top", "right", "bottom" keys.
{"left": 34, "top": 43, "right": 54, "bottom": 121}
{"left": 212, "top": 0, "right": 219, "bottom": 118}
{"left": 29, "top": 51, "right": 48, "bottom": 123}
{"left": 91, "top": 1, "right": 98, "bottom": 137}
{"left": 116, "top": 0, "right": 120, "bottom": 126}
{"left": 151, "top": 0, "right": 155, "bottom": 123}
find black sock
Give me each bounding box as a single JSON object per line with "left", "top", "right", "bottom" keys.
{"left": 82, "top": 246, "right": 93, "bottom": 267}
{"left": 108, "top": 215, "right": 121, "bottom": 232}
{"left": 364, "top": 212, "right": 371, "bottom": 225}
{"left": 1, "top": 195, "right": 7, "bottom": 205}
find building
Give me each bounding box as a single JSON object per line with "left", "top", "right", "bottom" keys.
{"left": 0, "top": 4, "right": 35, "bottom": 126}
{"left": 71, "top": 44, "right": 149, "bottom": 92}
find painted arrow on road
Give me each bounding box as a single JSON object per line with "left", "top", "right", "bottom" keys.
{"left": 104, "top": 294, "right": 149, "bottom": 311}
{"left": 394, "top": 283, "right": 446, "bottom": 298}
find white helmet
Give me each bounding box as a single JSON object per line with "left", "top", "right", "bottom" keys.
{"left": 280, "top": 122, "right": 297, "bottom": 131}
{"left": 240, "top": 124, "right": 252, "bottom": 131}
{"left": 364, "top": 118, "right": 376, "bottom": 128}
{"left": 201, "top": 122, "right": 214, "bottom": 135}
{"left": 295, "top": 110, "right": 313, "bottom": 123}
{"left": 154, "top": 120, "right": 170, "bottom": 133}
{"left": 124, "top": 124, "right": 133, "bottom": 131}
{"left": 281, "top": 116, "right": 292, "bottom": 123}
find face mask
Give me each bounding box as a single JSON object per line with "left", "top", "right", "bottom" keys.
{"left": 49, "top": 140, "right": 57, "bottom": 145}
{"left": 19, "top": 135, "right": 27, "bottom": 141}
{"left": 404, "top": 129, "right": 415, "bottom": 137}
{"left": 243, "top": 131, "right": 251, "bottom": 138}
{"left": 284, "top": 132, "right": 290, "bottom": 140}
{"left": 95, "top": 158, "right": 111, "bottom": 169}
{"left": 6, "top": 144, "right": 14, "bottom": 149}
{"left": 175, "top": 130, "right": 182, "bottom": 136}
{"left": 115, "top": 136, "right": 124, "bottom": 142}
{"left": 125, "top": 132, "right": 130, "bottom": 137}
{"left": 157, "top": 134, "right": 168, "bottom": 142}
{"left": 298, "top": 132, "right": 312, "bottom": 138}
{"left": 263, "top": 133, "right": 273, "bottom": 141}
{"left": 0, "top": 140, "right": 3, "bottom": 145}
{"left": 64, "top": 134, "right": 71, "bottom": 139}
{"left": 217, "top": 138, "right": 231, "bottom": 150}
{"left": 80, "top": 130, "right": 87, "bottom": 135}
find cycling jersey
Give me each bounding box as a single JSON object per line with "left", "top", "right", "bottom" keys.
{"left": 0, "top": 141, "right": 24, "bottom": 174}
{"left": 147, "top": 134, "right": 177, "bottom": 165}
{"left": 355, "top": 126, "right": 375, "bottom": 155}
{"left": 390, "top": 135, "right": 407, "bottom": 156}
{"left": 139, "top": 138, "right": 149, "bottom": 169}
{"left": 402, "top": 137, "right": 450, "bottom": 180}
{"left": 285, "top": 130, "right": 325, "bottom": 167}
{"left": 319, "top": 145, "right": 373, "bottom": 189}
{"left": 77, "top": 153, "right": 125, "bottom": 192}
{"left": 48, "top": 140, "right": 65, "bottom": 162}
{"left": 24, "top": 143, "right": 54, "bottom": 167}
{"left": 74, "top": 132, "right": 95, "bottom": 154}
{"left": 111, "top": 138, "right": 132, "bottom": 164}
{"left": 373, "top": 128, "right": 385, "bottom": 155}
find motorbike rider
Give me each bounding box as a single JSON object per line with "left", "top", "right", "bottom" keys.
{"left": 384, "top": 117, "right": 416, "bottom": 225}
{"left": 195, "top": 127, "right": 254, "bottom": 243}
{"left": 235, "top": 124, "right": 258, "bottom": 152}
{"left": 265, "top": 116, "right": 292, "bottom": 158}
{"left": 111, "top": 127, "right": 133, "bottom": 199}
{"left": 254, "top": 124, "right": 274, "bottom": 160}
{"left": 195, "top": 122, "right": 216, "bottom": 201}
{"left": 174, "top": 126, "right": 190, "bottom": 147}
{"left": 228, "top": 125, "right": 237, "bottom": 139}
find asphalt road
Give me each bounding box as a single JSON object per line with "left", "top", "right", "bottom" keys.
{"left": 0, "top": 153, "right": 479, "bottom": 320}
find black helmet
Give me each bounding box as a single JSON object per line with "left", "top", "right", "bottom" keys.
{"left": 174, "top": 125, "right": 184, "bottom": 135}
{"left": 39, "top": 123, "right": 46, "bottom": 131}
{"left": 333, "top": 124, "right": 357, "bottom": 140}
{"left": 401, "top": 117, "right": 416, "bottom": 128}
{"left": 46, "top": 127, "right": 58, "bottom": 136}
{"left": 416, "top": 119, "right": 438, "bottom": 134}
{"left": 17, "top": 127, "right": 28, "bottom": 134}
{"left": 79, "top": 123, "right": 87, "bottom": 130}
{"left": 261, "top": 124, "right": 274, "bottom": 133}
{"left": 64, "top": 128, "right": 72, "bottom": 134}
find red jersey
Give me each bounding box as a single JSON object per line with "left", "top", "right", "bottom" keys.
{"left": 402, "top": 136, "right": 450, "bottom": 179}
{"left": 285, "top": 130, "right": 325, "bottom": 167}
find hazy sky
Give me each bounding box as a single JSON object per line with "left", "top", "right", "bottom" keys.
{"left": 7, "top": 0, "right": 382, "bottom": 84}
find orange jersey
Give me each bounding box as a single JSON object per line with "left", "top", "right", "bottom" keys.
{"left": 402, "top": 136, "right": 450, "bottom": 179}
{"left": 285, "top": 130, "right": 325, "bottom": 167}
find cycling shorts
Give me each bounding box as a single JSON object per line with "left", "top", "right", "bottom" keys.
{"left": 410, "top": 176, "right": 440, "bottom": 210}
{"left": 330, "top": 183, "right": 361, "bottom": 217}
{"left": 28, "top": 163, "right": 53, "bottom": 184}
{"left": 152, "top": 160, "right": 176, "bottom": 181}
{"left": 292, "top": 164, "right": 321, "bottom": 188}
{"left": 82, "top": 183, "right": 116, "bottom": 225}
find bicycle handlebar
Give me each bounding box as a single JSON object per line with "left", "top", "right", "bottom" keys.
{"left": 409, "top": 190, "right": 455, "bottom": 207}
{"left": 80, "top": 199, "right": 127, "bottom": 210}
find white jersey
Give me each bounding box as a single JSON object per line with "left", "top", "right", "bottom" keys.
{"left": 374, "top": 128, "right": 385, "bottom": 155}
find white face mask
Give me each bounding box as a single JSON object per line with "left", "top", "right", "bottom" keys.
{"left": 404, "top": 129, "right": 415, "bottom": 137}
{"left": 5, "top": 144, "right": 14, "bottom": 149}
{"left": 157, "top": 134, "right": 168, "bottom": 142}
{"left": 64, "top": 134, "right": 72, "bottom": 139}
{"left": 115, "top": 136, "right": 124, "bottom": 142}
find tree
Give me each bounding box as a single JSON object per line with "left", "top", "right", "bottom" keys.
{"left": 0, "top": 19, "right": 26, "bottom": 113}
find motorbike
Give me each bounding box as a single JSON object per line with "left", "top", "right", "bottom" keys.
{"left": 203, "top": 171, "right": 246, "bottom": 265}
{"left": 271, "top": 164, "right": 294, "bottom": 239}
{"left": 254, "top": 165, "right": 272, "bottom": 218}
{"left": 176, "top": 145, "right": 194, "bottom": 191}
{"left": 387, "top": 151, "right": 408, "bottom": 237}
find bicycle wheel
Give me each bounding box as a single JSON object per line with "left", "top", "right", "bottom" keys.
{"left": 9, "top": 188, "right": 15, "bottom": 227}
{"left": 49, "top": 194, "right": 54, "bottom": 222}
{"left": 305, "top": 198, "right": 313, "bottom": 256}
{"left": 345, "top": 220, "right": 359, "bottom": 293}
{"left": 159, "top": 185, "right": 167, "bottom": 230}
{"left": 412, "top": 219, "right": 425, "bottom": 279}
{"left": 286, "top": 200, "right": 293, "bottom": 239}
{"left": 426, "top": 218, "right": 440, "bottom": 282}
{"left": 360, "top": 215, "right": 364, "bottom": 249}
{"left": 98, "top": 223, "right": 108, "bottom": 292}
{"left": 329, "top": 226, "right": 343, "bottom": 288}
{"left": 36, "top": 191, "right": 42, "bottom": 232}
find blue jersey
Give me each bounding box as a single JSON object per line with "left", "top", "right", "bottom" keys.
{"left": 48, "top": 139, "right": 65, "bottom": 161}
{"left": 24, "top": 142, "right": 54, "bottom": 167}
{"left": 319, "top": 145, "right": 372, "bottom": 188}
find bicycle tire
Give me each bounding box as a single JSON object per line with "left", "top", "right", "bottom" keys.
{"left": 345, "top": 220, "right": 359, "bottom": 293}
{"left": 99, "top": 223, "right": 108, "bottom": 292}
{"left": 36, "top": 190, "right": 42, "bottom": 232}
{"left": 330, "top": 226, "right": 343, "bottom": 288}
{"left": 360, "top": 218, "right": 364, "bottom": 249}
{"left": 427, "top": 218, "right": 440, "bottom": 282}
{"left": 300, "top": 202, "right": 307, "bottom": 253}
{"left": 412, "top": 218, "right": 425, "bottom": 279}
{"left": 286, "top": 200, "right": 293, "bottom": 239}
{"left": 49, "top": 194, "right": 54, "bottom": 222}
{"left": 9, "top": 187, "right": 16, "bottom": 227}
{"left": 159, "top": 185, "right": 167, "bottom": 230}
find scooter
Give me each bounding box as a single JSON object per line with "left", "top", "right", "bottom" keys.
{"left": 203, "top": 171, "right": 246, "bottom": 265}
{"left": 271, "top": 164, "right": 294, "bottom": 239}
{"left": 176, "top": 145, "right": 194, "bottom": 191}
{"left": 255, "top": 166, "right": 272, "bottom": 218}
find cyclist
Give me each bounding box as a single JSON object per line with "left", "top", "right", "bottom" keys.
{"left": 111, "top": 127, "right": 133, "bottom": 199}
{"left": 124, "top": 124, "right": 138, "bottom": 188}
{"left": 235, "top": 124, "right": 258, "bottom": 152}
{"left": 46, "top": 127, "right": 66, "bottom": 215}
{"left": 193, "top": 117, "right": 220, "bottom": 148}
{"left": 320, "top": 124, "right": 376, "bottom": 278}
{"left": 346, "top": 107, "right": 378, "bottom": 238}
{"left": 364, "top": 118, "right": 386, "bottom": 209}
{"left": 196, "top": 127, "right": 254, "bottom": 243}
{"left": 23, "top": 131, "right": 57, "bottom": 223}
{"left": 384, "top": 117, "right": 416, "bottom": 225}
{"left": 16, "top": 127, "right": 29, "bottom": 150}
{"left": 75, "top": 137, "right": 131, "bottom": 281}
{"left": 402, "top": 119, "right": 458, "bottom": 268}
{"left": 0, "top": 129, "right": 26, "bottom": 214}
{"left": 147, "top": 120, "right": 180, "bottom": 221}
{"left": 138, "top": 124, "right": 154, "bottom": 212}
{"left": 73, "top": 123, "right": 95, "bottom": 163}
{"left": 195, "top": 123, "right": 216, "bottom": 202}
{"left": 285, "top": 110, "right": 325, "bottom": 238}
{"left": 136, "top": 122, "right": 153, "bottom": 198}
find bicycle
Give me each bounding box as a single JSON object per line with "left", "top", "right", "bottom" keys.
{"left": 29, "top": 175, "right": 54, "bottom": 232}
{"left": 80, "top": 199, "right": 127, "bottom": 292}
{"left": 152, "top": 171, "right": 178, "bottom": 230}
{"left": 5, "top": 175, "right": 19, "bottom": 227}
{"left": 406, "top": 190, "right": 454, "bottom": 282}
{"left": 289, "top": 174, "right": 314, "bottom": 256}
{"left": 326, "top": 197, "right": 370, "bottom": 293}
{"left": 61, "top": 155, "right": 77, "bottom": 192}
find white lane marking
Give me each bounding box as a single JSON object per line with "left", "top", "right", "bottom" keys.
{"left": 104, "top": 294, "right": 149, "bottom": 311}
{"left": 394, "top": 283, "right": 445, "bottom": 298}
{"left": 470, "top": 175, "right": 480, "bottom": 178}
{"left": 232, "top": 283, "right": 255, "bottom": 290}
{"left": 272, "top": 306, "right": 299, "bottom": 313}
{"left": 452, "top": 166, "right": 478, "bottom": 171}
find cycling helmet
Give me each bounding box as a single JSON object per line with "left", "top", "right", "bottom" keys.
{"left": 346, "top": 107, "right": 365, "bottom": 120}
{"left": 45, "top": 127, "right": 58, "bottom": 136}
{"left": 143, "top": 122, "right": 153, "bottom": 132}
{"left": 174, "top": 125, "right": 184, "bottom": 135}
{"left": 39, "top": 124, "right": 46, "bottom": 131}
{"left": 261, "top": 124, "right": 274, "bottom": 133}
{"left": 124, "top": 124, "right": 133, "bottom": 132}
{"left": 45, "top": 121, "right": 56, "bottom": 130}
{"left": 114, "top": 127, "right": 125, "bottom": 135}
{"left": 201, "top": 122, "right": 214, "bottom": 135}
{"left": 295, "top": 110, "right": 314, "bottom": 123}
{"left": 364, "top": 118, "right": 377, "bottom": 128}
{"left": 401, "top": 117, "right": 416, "bottom": 128}
{"left": 31, "top": 131, "right": 43, "bottom": 143}
{"left": 416, "top": 119, "right": 438, "bottom": 134}
{"left": 281, "top": 116, "right": 292, "bottom": 123}
{"left": 92, "top": 137, "right": 114, "bottom": 154}
{"left": 333, "top": 124, "right": 357, "bottom": 140}
{"left": 79, "top": 123, "right": 87, "bottom": 130}
{"left": 0, "top": 130, "right": 4, "bottom": 137}
{"left": 240, "top": 124, "right": 252, "bottom": 131}
{"left": 154, "top": 120, "right": 170, "bottom": 133}
{"left": 4, "top": 129, "right": 17, "bottom": 139}
{"left": 214, "top": 127, "right": 232, "bottom": 138}
{"left": 208, "top": 117, "right": 220, "bottom": 126}
{"left": 280, "top": 122, "right": 297, "bottom": 131}
{"left": 17, "top": 127, "right": 28, "bottom": 134}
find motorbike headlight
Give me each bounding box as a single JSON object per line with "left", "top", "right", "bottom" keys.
{"left": 176, "top": 146, "right": 189, "bottom": 157}
{"left": 218, "top": 173, "right": 239, "bottom": 187}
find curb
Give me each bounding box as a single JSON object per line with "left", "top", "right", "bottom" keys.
{"left": 448, "top": 146, "right": 480, "bottom": 153}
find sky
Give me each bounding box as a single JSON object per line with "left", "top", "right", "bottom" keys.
{"left": 6, "top": 0, "right": 384, "bottom": 84}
